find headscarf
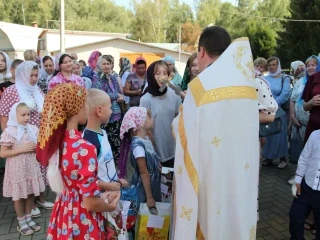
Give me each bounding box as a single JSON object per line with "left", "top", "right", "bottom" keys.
{"left": 163, "top": 56, "right": 178, "bottom": 74}
{"left": 291, "top": 60, "right": 305, "bottom": 79}
{"left": 118, "top": 107, "right": 147, "bottom": 178}
{"left": 119, "top": 57, "right": 131, "bottom": 77}
{"left": 120, "top": 107, "right": 147, "bottom": 139}
{"left": 36, "top": 83, "right": 87, "bottom": 167}
{"left": 163, "top": 56, "right": 175, "bottom": 65}
{"left": 181, "top": 53, "right": 197, "bottom": 91}
{"left": 40, "top": 55, "right": 55, "bottom": 82}
{"left": 268, "top": 57, "right": 282, "bottom": 77}
{"left": 0, "top": 51, "right": 12, "bottom": 80}
{"left": 143, "top": 60, "right": 168, "bottom": 97}
{"left": 7, "top": 102, "right": 37, "bottom": 143}
{"left": 297, "top": 55, "right": 320, "bottom": 106}
{"left": 88, "top": 51, "right": 101, "bottom": 70}
{"left": 15, "top": 61, "right": 44, "bottom": 112}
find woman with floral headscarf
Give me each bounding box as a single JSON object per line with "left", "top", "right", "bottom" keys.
{"left": 92, "top": 55, "right": 124, "bottom": 165}
{"left": 0, "top": 61, "right": 53, "bottom": 217}
{"left": 291, "top": 60, "right": 306, "bottom": 85}
{"left": 37, "top": 83, "right": 118, "bottom": 240}
{"left": 48, "top": 53, "right": 85, "bottom": 91}
{"left": 82, "top": 51, "right": 101, "bottom": 80}
{"left": 0, "top": 51, "right": 12, "bottom": 83}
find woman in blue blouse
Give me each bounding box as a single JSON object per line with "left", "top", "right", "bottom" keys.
{"left": 262, "top": 57, "right": 291, "bottom": 169}
{"left": 92, "top": 55, "right": 124, "bottom": 166}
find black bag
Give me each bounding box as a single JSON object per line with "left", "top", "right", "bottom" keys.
{"left": 259, "top": 107, "right": 286, "bottom": 137}
{"left": 289, "top": 128, "right": 305, "bottom": 164}
{"left": 281, "top": 74, "right": 292, "bottom": 111}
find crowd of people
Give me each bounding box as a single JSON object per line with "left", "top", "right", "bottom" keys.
{"left": 0, "top": 25, "right": 319, "bottom": 239}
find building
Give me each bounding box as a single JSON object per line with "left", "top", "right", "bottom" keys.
{"left": 51, "top": 38, "right": 190, "bottom": 73}
{"left": 0, "top": 21, "right": 190, "bottom": 74}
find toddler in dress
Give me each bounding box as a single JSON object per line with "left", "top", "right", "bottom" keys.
{"left": 0, "top": 102, "right": 45, "bottom": 236}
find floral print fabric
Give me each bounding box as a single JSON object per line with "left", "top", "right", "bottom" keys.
{"left": 48, "top": 72, "right": 85, "bottom": 91}
{"left": 47, "top": 130, "right": 106, "bottom": 240}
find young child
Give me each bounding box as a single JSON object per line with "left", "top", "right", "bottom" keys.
{"left": 83, "top": 88, "right": 128, "bottom": 191}
{"left": 0, "top": 59, "right": 24, "bottom": 96}
{"left": 0, "top": 102, "right": 44, "bottom": 236}
{"left": 289, "top": 130, "right": 320, "bottom": 239}
{"left": 120, "top": 107, "right": 161, "bottom": 214}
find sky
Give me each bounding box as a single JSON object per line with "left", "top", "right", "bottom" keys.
{"left": 116, "top": 0, "right": 236, "bottom": 10}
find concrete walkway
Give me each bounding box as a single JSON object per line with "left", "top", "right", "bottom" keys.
{"left": 0, "top": 161, "right": 316, "bottom": 240}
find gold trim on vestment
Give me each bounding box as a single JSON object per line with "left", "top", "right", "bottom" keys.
{"left": 178, "top": 107, "right": 205, "bottom": 239}
{"left": 178, "top": 108, "right": 199, "bottom": 195}
{"left": 189, "top": 78, "right": 257, "bottom": 107}
{"left": 197, "top": 222, "right": 205, "bottom": 240}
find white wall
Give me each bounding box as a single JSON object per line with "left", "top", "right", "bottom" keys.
{"left": 54, "top": 39, "right": 190, "bottom": 75}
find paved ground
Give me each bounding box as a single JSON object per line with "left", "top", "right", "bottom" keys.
{"left": 0, "top": 160, "right": 316, "bottom": 240}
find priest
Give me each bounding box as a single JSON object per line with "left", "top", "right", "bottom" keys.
{"left": 172, "top": 26, "right": 259, "bottom": 239}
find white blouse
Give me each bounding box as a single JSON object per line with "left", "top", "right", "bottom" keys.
{"left": 255, "top": 77, "right": 278, "bottom": 116}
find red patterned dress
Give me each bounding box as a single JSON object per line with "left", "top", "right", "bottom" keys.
{"left": 47, "top": 130, "right": 106, "bottom": 240}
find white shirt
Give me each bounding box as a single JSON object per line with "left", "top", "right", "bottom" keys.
{"left": 295, "top": 130, "right": 320, "bottom": 190}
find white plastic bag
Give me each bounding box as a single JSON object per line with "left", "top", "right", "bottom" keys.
{"left": 47, "top": 150, "right": 64, "bottom": 194}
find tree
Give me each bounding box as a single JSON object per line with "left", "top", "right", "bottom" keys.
{"left": 245, "top": 20, "right": 276, "bottom": 58}
{"left": 195, "top": 0, "right": 221, "bottom": 28}
{"left": 130, "top": 0, "right": 170, "bottom": 42}
{"left": 166, "top": 1, "right": 194, "bottom": 43}
{"left": 277, "top": 0, "right": 320, "bottom": 68}
{"left": 181, "top": 21, "right": 201, "bottom": 52}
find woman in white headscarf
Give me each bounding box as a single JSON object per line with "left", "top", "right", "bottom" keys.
{"left": 0, "top": 51, "right": 12, "bottom": 83}
{"left": 0, "top": 61, "right": 53, "bottom": 217}
{"left": 291, "top": 60, "right": 305, "bottom": 85}
{"left": 262, "top": 57, "right": 291, "bottom": 169}
{"left": 37, "top": 56, "right": 55, "bottom": 94}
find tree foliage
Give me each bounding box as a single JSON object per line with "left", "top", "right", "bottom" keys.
{"left": 0, "top": 0, "right": 306, "bottom": 61}
{"left": 277, "top": 0, "right": 320, "bottom": 68}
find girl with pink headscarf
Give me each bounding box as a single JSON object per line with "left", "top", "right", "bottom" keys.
{"left": 119, "top": 107, "right": 161, "bottom": 214}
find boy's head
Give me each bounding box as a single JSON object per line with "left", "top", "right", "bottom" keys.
{"left": 10, "top": 59, "right": 24, "bottom": 80}
{"left": 87, "top": 89, "right": 112, "bottom": 124}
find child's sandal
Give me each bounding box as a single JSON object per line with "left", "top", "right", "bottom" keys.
{"left": 27, "top": 221, "right": 41, "bottom": 232}
{"left": 17, "top": 225, "right": 34, "bottom": 236}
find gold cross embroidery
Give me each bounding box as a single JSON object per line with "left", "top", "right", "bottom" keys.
{"left": 211, "top": 136, "right": 221, "bottom": 147}
{"left": 180, "top": 206, "right": 193, "bottom": 221}
{"left": 245, "top": 162, "right": 250, "bottom": 171}
{"left": 177, "top": 166, "right": 182, "bottom": 175}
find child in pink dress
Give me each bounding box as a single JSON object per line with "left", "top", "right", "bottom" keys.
{"left": 0, "top": 102, "right": 45, "bottom": 236}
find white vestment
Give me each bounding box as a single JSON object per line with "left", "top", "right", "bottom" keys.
{"left": 172, "top": 38, "right": 259, "bottom": 240}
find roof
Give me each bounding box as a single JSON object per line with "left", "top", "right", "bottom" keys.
{"left": 0, "top": 21, "right": 43, "bottom": 51}
{"left": 147, "top": 43, "right": 180, "bottom": 52}
{"left": 39, "top": 29, "right": 129, "bottom": 38}
{"left": 53, "top": 37, "right": 191, "bottom": 56}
